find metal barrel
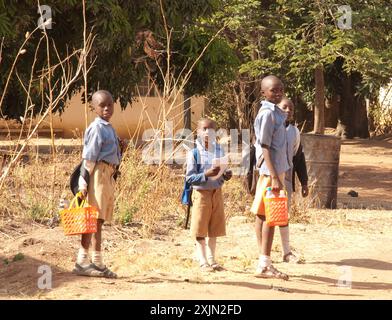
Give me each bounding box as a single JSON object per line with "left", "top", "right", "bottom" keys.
{"left": 301, "top": 133, "right": 341, "bottom": 209}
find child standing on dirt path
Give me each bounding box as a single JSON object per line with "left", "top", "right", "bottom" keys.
{"left": 251, "top": 75, "right": 290, "bottom": 280}
{"left": 186, "top": 118, "right": 232, "bottom": 272}
{"left": 277, "top": 98, "right": 309, "bottom": 263}
{"left": 73, "top": 90, "right": 122, "bottom": 279}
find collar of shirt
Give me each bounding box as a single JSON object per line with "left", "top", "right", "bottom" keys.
{"left": 259, "top": 100, "right": 276, "bottom": 112}
{"left": 195, "top": 138, "right": 219, "bottom": 152}
{"left": 95, "top": 116, "right": 111, "bottom": 126}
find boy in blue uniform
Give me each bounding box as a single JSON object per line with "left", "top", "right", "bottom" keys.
{"left": 251, "top": 75, "right": 289, "bottom": 280}
{"left": 186, "top": 119, "right": 232, "bottom": 272}
{"left": 73, "top": 90, "right": 121, "bottom": 278}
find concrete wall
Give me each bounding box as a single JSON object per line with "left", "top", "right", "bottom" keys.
{"left": 51, "top": 93, "right": 205, "bottom": 139}
{"left": 379, "top": 82, "right": 392, "bottom": 110}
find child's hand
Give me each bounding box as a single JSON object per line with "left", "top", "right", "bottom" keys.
{"left": 205, "top": 166, "right": 220, "bottom": 177}
{"left": 223, "top": 169, "right": 233, "bottom": 181}
{"left": 271, "top": 176, "right": 283, "bottom": 191}
{"left": 78, "top": 189, "right": 88, "bottom": 200}
{"left": 301, "top": 185, "right": 309, "bottom": 197}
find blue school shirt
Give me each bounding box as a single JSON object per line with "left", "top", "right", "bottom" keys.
{"left": 185, "top": 139, "right": 226, "bottom": 190}
{"left": 82, "top": 117, "right": 121, "bottom": 165}
{"left": 254, "top": 100, "right": 290, "bottom": 176}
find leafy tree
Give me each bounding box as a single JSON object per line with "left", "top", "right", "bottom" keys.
{"left": 0, "top": 0, "right": 237, "bottom": 120}
{"left": 208, "top": 0, "right": 392, "bottom": 137}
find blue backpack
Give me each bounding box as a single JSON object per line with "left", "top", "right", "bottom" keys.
{"left": 181, "top": 148, "right": 200, "bottom": 206}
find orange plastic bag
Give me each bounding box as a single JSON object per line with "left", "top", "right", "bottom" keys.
{"left": 264, "top": 190, "right": 288, "bottom": 227}
{"left": 60, "top": 193, "right": 98, "bottom": 236}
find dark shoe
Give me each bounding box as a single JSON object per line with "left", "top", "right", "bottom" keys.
{"left": 72, "top": 263, "right": 105, "bottom": 277}
{"left": 90, "top": 263, "right": 118, "bottom": 279}
{"left": 209, "top": 263, "right": 225, "bottom": 271}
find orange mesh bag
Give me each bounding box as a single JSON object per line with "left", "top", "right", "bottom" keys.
{"left": 60, "top": 193, "right": 98, "bottom": 236}
{"left": 264, "top": 190, "right": 288, "bottom": 227}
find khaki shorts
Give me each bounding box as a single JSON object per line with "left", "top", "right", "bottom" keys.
{"left": 87, "top": 162, "right": 116, "bottom": 222}
{"left": 250, "top": 173, "right": 285, "bottom": 216}
{"left": 190, "top": 189, "right": 226, "bottom": 239}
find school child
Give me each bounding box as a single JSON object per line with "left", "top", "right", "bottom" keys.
{"left": 186, "top": 118, "right": 232, "bottom": 272}
{"left": 250, "top": 75, "right": 289, "bottom": 280}
{"left": 277, "top": 98, "right": 309, "bottom": 263}
{"left": 73, "top": 90, "right": 121, "bottom": 278}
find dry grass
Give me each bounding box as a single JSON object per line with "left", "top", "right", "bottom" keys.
{"left": 114, "top": 148, "right": 184, "bottom": 237}
{"left": 0, "top": 151, "right": 80, "bottom": 224}
{"left": 1, "top": 147, "right": 370, "bottom": 241}
{"left": 0, "top": 148, "right": 185, "bottom": 238}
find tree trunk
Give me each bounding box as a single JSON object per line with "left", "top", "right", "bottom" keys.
{"left": 314, "top": 65, "right": 325, "bottom": 134}
{"left": 335, "top": 72, "right": 369, "bottom": 139}
{"left": 325, "top": 94, "right": 339, "bottom": 128}
{"left": 336, "top": 72, "right": 354, "bottom": 139}
{"left": 352, "top": 95, "right": 370, "bottom": 138}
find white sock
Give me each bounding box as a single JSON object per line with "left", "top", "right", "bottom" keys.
{"left": 195, "top": 239, "right": 208, "bottom": 266}
{"left": 279, "top": 226, "right": 291, "bottom": 256}
{"left": 92, "top": 251, "right": 105, "bottom": 268}
{"left": 206, "top": 237, "right": 217, "bottom": 265}
{"left": 258, "top": 255, "right": 271, "bottom": 268}
{"left": 77, "top": 247, "right": 90, "bottom": 267}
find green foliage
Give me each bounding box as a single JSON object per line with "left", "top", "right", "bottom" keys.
{"left": 12, "top": 253, "right": 25, "bottom": 262}
{"left": 207, "top": 0, "right": 392, "bottom": 131}
{"left": 0, "top": 0, "right": 236, "bottom": 119}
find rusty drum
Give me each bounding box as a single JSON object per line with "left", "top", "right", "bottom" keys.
{"left": 301, "top": 133, "right": 341, "bottom": 209}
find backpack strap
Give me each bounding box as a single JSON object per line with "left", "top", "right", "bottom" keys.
{"left": 181, "top": 147, "right": 200, "bottom": 206}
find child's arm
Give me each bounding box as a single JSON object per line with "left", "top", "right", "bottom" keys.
{"left": 262, "top": 147, "right": 283, "bottom": 190}
{"left": 255, "top": 111, "right": 283, "bottom": 190}
{"left": 78, "top": 127, "right": 102, "bottom": 197}
{"left": 185, "top": 151, "right": 219, "bottom": 185}
{"left": 293, "top": 143, "right": 309, "bottom": 196}
{"left": 78, "top": 160, "right": 96, "bottom": 197}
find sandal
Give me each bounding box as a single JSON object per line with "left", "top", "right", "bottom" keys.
{"left": 283, "top": 252, "right": 302, "bottom": 264}
{"left": 255, "top": 265, "right": 289, "bottom": 280}
{"left": 209, "top": 263, "right": 225, "bottom": 271}
{"left": 72, "top": 263, "right": 104, "bottom": 277}
{"left": 200, "top": 263, "right": 214, "bottom": 273}
{"left": 90, "top": 263, "right": 118, "bottom": 279}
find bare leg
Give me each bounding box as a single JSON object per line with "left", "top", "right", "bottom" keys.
{"left": 206, "top": 237, "right": 216, "bottom": 265}
{"left": 92, "top": 219, "right": 104, "bottom": 252}
{"left": 262, "top": 219, "right": 275, "bottom": 256}
{"left": 195, "top": 237, "right": 208, "bottom": 266}
{"left": 92, "top": 219, "right": 105, "bottom": 268}
{"left": 81, "top": 233, "right": 92, "bottom": 250}
{"left": 255, "top": 215, "right": 264, "bottom": 255}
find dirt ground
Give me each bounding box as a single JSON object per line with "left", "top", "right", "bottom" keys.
{"left": 0, "top": 136, "right": 391, "bottom": 300}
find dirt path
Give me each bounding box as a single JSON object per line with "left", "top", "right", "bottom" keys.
{"left": 0, "top": 137, "right": 391, "bottom": 300}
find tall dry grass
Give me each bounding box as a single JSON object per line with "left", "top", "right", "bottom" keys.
{"left": 114, "top": 148, "right": 184, "bottom": 237}
{"left": 0, "top": 151, "right": 81, "bottom": 224}
{"left": 0, "top": 147, "right": 186, "bottom": 238}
